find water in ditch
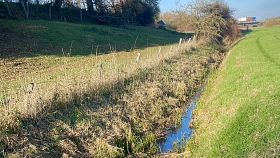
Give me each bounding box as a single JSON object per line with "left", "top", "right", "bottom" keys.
{"left": 159, "top": 84, "right": 205, "bottom": 152}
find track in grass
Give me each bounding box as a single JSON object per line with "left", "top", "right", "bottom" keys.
{"left": 274, "top": 35, "right": 280, "bottom": 41}
{"left": 256, "top": 36, "right": 280, "bottom": 68}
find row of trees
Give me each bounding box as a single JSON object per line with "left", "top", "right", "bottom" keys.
{"left": 3, "top": 0, "right": 240, "bottom": 44}
{"left": 2, "top": 0, "right": 160, "bottom": 25}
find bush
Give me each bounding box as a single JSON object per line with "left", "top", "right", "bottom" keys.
{"left": 263, "top": 17, "right": 280, "bottom": 27}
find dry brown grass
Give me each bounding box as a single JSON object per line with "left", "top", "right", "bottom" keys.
{"left": 0, "top": 38, "right": 199, "bottom": 126}
{"left": 0, "top": 37, "right": 224, "bottom": 157}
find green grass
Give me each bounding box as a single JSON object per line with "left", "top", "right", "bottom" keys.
{"left": 188, "top": 26, "right": 280, "bottom": 157}
{"left": 0, "top": 19, "right": 190, "bottom": 57}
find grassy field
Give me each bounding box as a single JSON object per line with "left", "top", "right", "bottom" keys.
{"left": 188, "top": 26, "right": 280, "bottom": 157}
{"left": 0, "top": 20, "right": 226, "bottom": 157}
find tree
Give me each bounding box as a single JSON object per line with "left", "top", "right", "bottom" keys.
{"left": 54, "top": 0, "right": 63, "bottom": 19}
{"left": 93, "top": 0, "right": 159, "bottom": 25}
{"left": 4, "top": 0, "right": 12, "bottom": 17}
{"left": 86, "top": 0, "right": 94, "bottom": 15}
{"left": 184, "top": 0, "right": 231, "bottom": 40}
{"left": 161, "top": 11, "right": 191, "bottom": 32}
{"left": 19, "top": 0, "right": 29, "bottom": 19}
{"left": 1, "top": 0, "right": 159, "bottom": 26}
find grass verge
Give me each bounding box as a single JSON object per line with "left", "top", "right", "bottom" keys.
{"left": 188, "top": 26, "right": 280, "bottom": 157}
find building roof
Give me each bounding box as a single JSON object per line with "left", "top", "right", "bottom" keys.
{"left": 157, "top": 20, "right": 166, "bottom": 25}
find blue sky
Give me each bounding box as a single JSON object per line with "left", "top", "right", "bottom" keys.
{"left": 159, "top": 0, "right": 280, "bottom": 20}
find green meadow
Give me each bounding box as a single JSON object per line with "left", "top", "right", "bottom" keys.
{"left": 189, "top": 26, "right": 280, "bottom": 157}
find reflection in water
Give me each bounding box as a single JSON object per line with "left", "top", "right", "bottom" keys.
{"left": 159, "top": 84, "right": 204, "bottom": 152}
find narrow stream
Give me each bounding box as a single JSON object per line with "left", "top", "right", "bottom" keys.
{"left": 159, "top": 84, "right": 205, "bottom": 152}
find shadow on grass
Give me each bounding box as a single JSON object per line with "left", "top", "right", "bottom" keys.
{"left": 240, "top": 29, "right": 254, "bottom": 36}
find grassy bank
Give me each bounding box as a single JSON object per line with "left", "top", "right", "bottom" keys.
{"left": 0, "top": 20, "right": 225, "bottom": 157}
{"left": 0, "top": 19, "right": 190, "bottom": 119}
{"left": 0, "top": 19, "right": 189, "bottom": 58}
{"left": 188, "top": 26, "right": 280, "bottom": 157}
{"left": 0, "top": 36, "right": 223, "bottom": 157}
{"left": 0, "top": 19, "right": 189, "bottom": 99}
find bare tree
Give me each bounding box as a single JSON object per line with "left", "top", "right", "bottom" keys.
{"left": 19, "top": 0, "right": 29, "bottom": 18}
{"left": 54, "top": 0, "right": 63, "bottom": 19}
{"left": 4, "top": 0, "right": 12, "bottom": 17}
{"left": 86, "top": 0, "right": 94, "bottom": 15}
{"left": 163, "top": 10, "right": 192, "bottom": 32}
{"left": 184, "top": 0, "right": 229, "bottom": 40}
{"left": 49, "top": 1, "right": 53, "bottom": 19}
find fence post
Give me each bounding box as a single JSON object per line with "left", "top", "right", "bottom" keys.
{"left": 157, "top": 47, "right": 161, "bottom": 59}
{"left": 136, "top": 52, "right": 140, "bottom": 63}
{"left": 98, "top": 62, "right": 103, "bottom": 79}
{"left": 178, "top": 38, "right": 182, "bottom": 49}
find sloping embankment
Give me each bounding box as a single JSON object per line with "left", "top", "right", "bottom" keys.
{"left": 1, "top": 41, "right": 224, "bottom": 157}
{"left": 188, "top": 26, "right": 280, "bottom": 157}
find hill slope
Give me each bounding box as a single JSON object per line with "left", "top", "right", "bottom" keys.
{"left": 0, "top": 19, "right": 189, "bottom": 58}
{"left": 0, "top": 19, "right": 190, "bottom": 98}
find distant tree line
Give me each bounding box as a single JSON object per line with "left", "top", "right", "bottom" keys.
{"left": 1, "top": 0, "right": 160, "bottom": 26}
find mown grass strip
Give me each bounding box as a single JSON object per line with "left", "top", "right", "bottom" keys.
{"left": 188, "top": 26, "right": 280, "bottom": 157}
